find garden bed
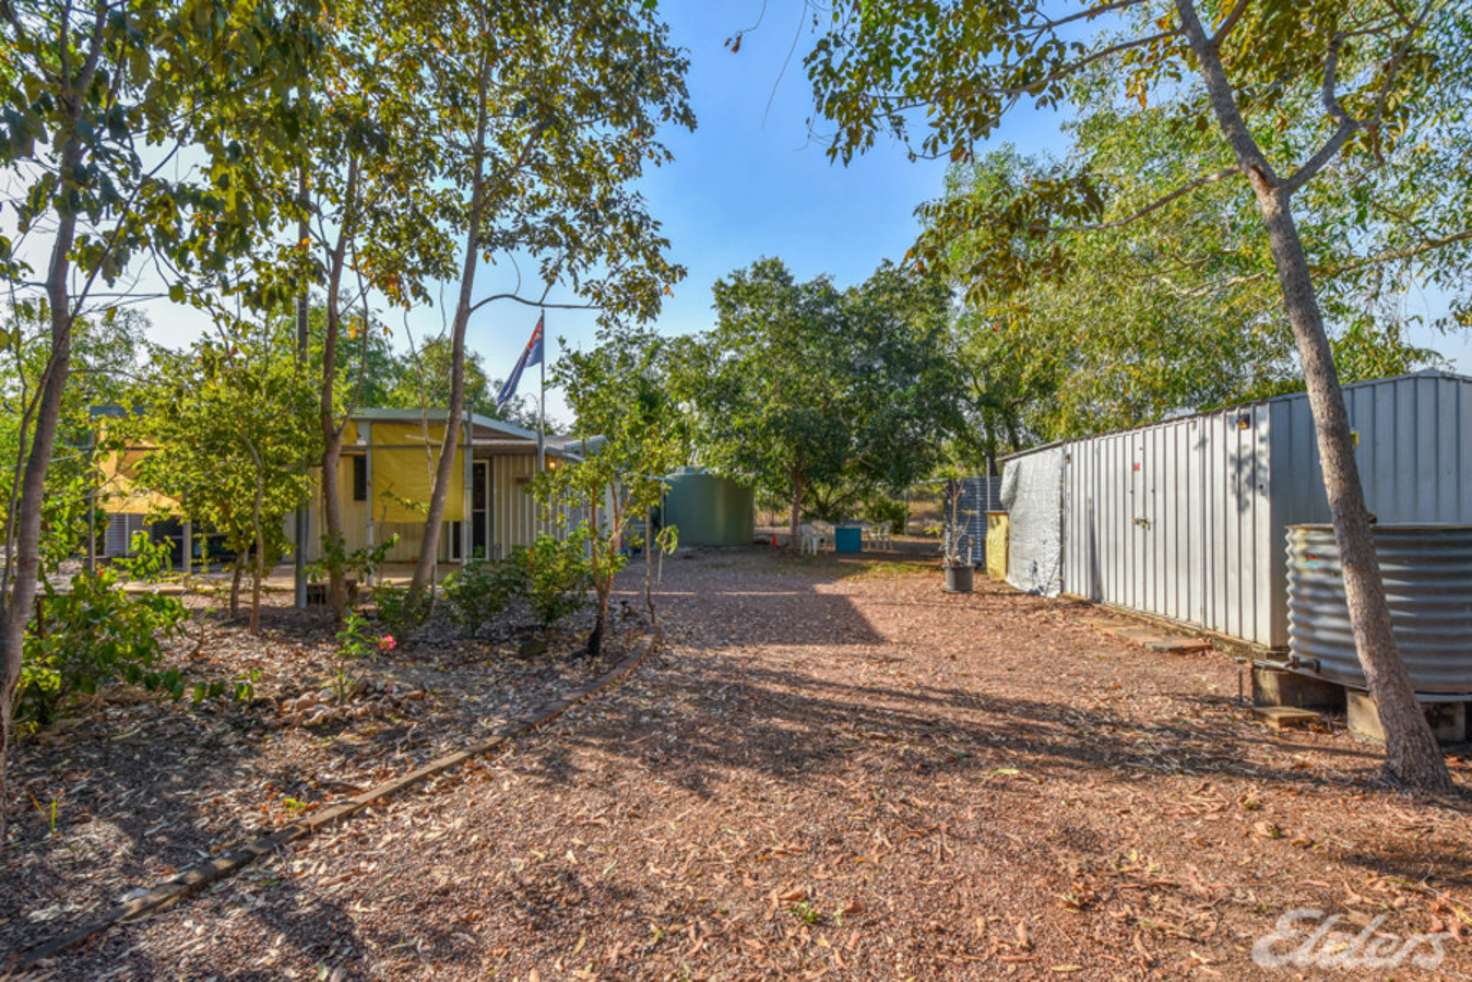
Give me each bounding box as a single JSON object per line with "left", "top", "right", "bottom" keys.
{"left": 0, "top": 588, "right": 642, "bottom": 957}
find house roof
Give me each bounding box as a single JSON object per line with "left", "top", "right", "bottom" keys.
{"left": 347, "top": 408, "right": 593, "bottom": 460}
{"left": 348, "top": 407, "right": 538, "bottom": 440}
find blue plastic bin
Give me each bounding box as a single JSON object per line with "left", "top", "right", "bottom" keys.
{"left": 834, "top": 524, "right": 863, "bottom": 554}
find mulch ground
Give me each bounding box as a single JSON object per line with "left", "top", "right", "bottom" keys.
{"left": 1, "top": 589, "right": 640, "bottom": 966}
{"left": 7, "top": 549, "right": 1472, "bottom": 979}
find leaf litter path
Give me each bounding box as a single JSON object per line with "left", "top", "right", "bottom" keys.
{"left": 30, "top": 550, "right": 1472, "bottom": 979}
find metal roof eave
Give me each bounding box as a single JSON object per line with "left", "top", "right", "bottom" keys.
{"left": 996, "top": 369, "right": 1472, "bottom": 465}
{"left": 348, "top": 406, "right": 539, "bottom": 440}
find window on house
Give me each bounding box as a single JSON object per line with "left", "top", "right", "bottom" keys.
{"left": 351, "top": 455, "right": 367, "bottom": 501}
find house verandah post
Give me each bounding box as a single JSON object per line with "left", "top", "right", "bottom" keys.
{"left": 362, "top": 420, "right": 374, "bottom": 552}
{"left": 461, "top": 412, "right": 473, "bottom": 565}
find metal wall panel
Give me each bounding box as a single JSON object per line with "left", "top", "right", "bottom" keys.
{"left": 492, "top": 453, "right": 539, "bottom": 559}
{"left": 1013, "top": 371, "right": 1470, "bottom": 650}
{"left": 1062, "top": 403, "right": 1275, "bottom": 644}
{"left": 1268, "top": 372, "right": 1472, "bottom": 645}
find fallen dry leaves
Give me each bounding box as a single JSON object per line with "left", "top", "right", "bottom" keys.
{"left": 8, "top": 548, "right": 1472, "bottom": 979}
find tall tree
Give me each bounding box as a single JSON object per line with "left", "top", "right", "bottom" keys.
{"left": 300, "top": 3, "right": 453, "bottom": 626}
{"left": 802, "top": 0, "right": 1467, "bottom": 790}
{"left": 212, "top": 0, "right": 455, "bottom": 626}
{"left": 934, "top": 139, "right": 1440, "bottom": 452}
{"left": 0, "top": 0, "right": 319, "bottom": 830}
{"left": 543, "top": 327, "right": 687, "bottom": 657}
{"left": 403, "top": 0, "right": 694, "bottom": 606}
{"left": 681, "top": 258, "right": 849, "bottom": 544}
{"left": 1, "top": 303, "right": 147, "bottom": 580}
{"left": 679, "top": 258, "right": 960, "bottom": 542}
{"left": 124, "top": 320, "right": 319, "bottom": 633}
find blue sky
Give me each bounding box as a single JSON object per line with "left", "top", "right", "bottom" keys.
{"left": 17, "top": 1, "right": 1469, "bottom": 420}
{"left": 526, "top": 3, "right": 1468, "bottom": 417}
{"left": 473, "top": 2, "right": 1076, "bottom": 418}
{"left": 108, "top": 3, "right": 1078, "bottom": 421}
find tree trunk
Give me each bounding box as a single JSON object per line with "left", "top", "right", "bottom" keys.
{"left": 587, "top": 585, "right": 609, "bottom": 659}
{"left": 1, "top": 159, "right": 82, "bottom": 834}
{"left": 293, "top": 167, "right": 311, "bottom": 612}
{"left": 230, "top": 559, "right": 244, "bottom": 618}
{"left": 1175, "top": 0, "right": 1449, "bottom": 791}
{"left": 321, "top": 429, "right": 346, "bottom": 622}
{"left": 250, "top": 481, "right": 266, "bottom": 636}
{"left": 408, "top": 56, "right": 491, "bottom": 605}
{"left": 1255, "top": 194, "right": 1448, "bottom": 790}
{"left": 1, "top": 339, "right": 72, "bottom": 839}
{"left": 788, "top": 470, "right": 802, "bottom": 548}
{"left": 587, "top": 485, "right": 622, "bottom": 658}
{"left": 643, "top": 520, "right": 659, "bottom": 635}
{"left": 320, "top": 156, "right": 358, "bottom": 627}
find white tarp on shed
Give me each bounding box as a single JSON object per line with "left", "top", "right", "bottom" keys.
{"left": 1001, "top": 446, "right": 1065, "bottom": 596}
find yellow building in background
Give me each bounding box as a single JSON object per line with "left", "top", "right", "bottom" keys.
{"left": 99, "top": 409, "right": 587, "bottom": 566}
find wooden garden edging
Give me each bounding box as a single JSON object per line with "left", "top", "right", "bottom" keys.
{"left": 8, "top": 632, "right": 659, "bottom": 974}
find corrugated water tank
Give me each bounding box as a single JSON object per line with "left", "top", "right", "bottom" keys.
{"left": 1287, "top": 523, "right": 1472, "bottom": 695}
{"left": 661, "top": 467, "right": 755, "bottom": 547}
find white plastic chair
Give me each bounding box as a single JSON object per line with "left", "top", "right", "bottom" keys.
{"left": 799, "top": 522, "right": 830, "bottom": 555}
{"left": 866, "top": 524, "right": 893, "bottom": 551}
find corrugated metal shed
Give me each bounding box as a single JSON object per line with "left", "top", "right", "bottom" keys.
{"left": 1062, "top": 400, "right": 1275, "bottom": 643}
{"left": 1001, "top": 370, "right": 1472, "bottom": 649}
{"left": 662, "top": 468, "right": 756, "bottom": 547}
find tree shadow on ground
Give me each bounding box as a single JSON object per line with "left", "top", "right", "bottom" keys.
{"left": 507, "top": 553, "right": 1472, "bottom": 893}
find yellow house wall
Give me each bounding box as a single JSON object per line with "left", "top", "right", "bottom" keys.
{"left": 369, "top": 421, "right": 465, "bottom": 524}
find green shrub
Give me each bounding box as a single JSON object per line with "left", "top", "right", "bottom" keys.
{"left": 332, "top": 611, "right": 387, "bottom": 702}
{"left": 18, "top": 534, "right": 188, "bottom": 728}
{"left": 441, "top": 557, "right": 527, "bottom": 631}
{"left": 516, "top": 529, "right": 593, "bottom": 629}
{"left": 865, "top": 498, "right": 908, "bottom": 535}
{"left": 372, "top": 582, "right": 430, "bottom": 635}
{"left": 313, "top": 533, "right": 400, "bottom": 588}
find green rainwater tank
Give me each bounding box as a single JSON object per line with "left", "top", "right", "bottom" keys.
{"left": 661, "top": 467, "right": 755, "bottom": 547}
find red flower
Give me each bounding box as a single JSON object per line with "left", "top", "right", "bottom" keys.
{"left": 378, "top": 634, "right": 397, "bottom": 653}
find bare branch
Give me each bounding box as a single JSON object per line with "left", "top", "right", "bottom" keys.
{"left": 1174, "top": 0, "right": 1279, "bottom": 187}
{"left": 1020, "top": 0, "right": 1149, "bottom": 34}
{"left": 1209, "top": 0, "right": 1252, "bottom": 47}
{"left": 1001, "top": 31, "right": 1180, "bottom": 100}
{"left": 1084, "top": 167, "right": 1239, "bottom": 230}
{"left": 1171, "top": 226, "right": 1472, "bottom": 299}
{"left": 67, "top": 142, "right": 184, "bottom": 322}
{"left": 1324, "top": 226, "right": 1472, "bottom": 278}
{"left": 1280, "top": 0, "right": 1439, "bottom": 196}
{"left": 858, "top": 29, "right": 1177, "bottom": 114}
{"left": 467, "top": 292, "right": 595, "bottom": 315}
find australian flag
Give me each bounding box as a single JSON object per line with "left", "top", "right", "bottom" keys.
{"left": 496, "top": 314, "right": 543, "bottom": 410}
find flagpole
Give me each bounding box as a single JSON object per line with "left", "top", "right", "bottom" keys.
{"left": 537, "top": 308, "right": 546, "bottom": 475}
